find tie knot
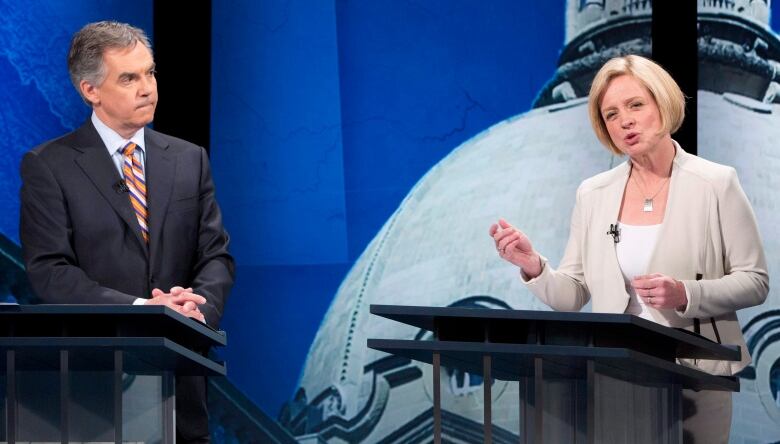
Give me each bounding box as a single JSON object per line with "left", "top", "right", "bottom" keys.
{"left": 122, "top": 142, "right": 137, "bottom": 157}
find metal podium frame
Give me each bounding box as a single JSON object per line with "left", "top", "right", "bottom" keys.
{"left": 0, "top": 304, "right": 226, "bottom": 444}
{"left": 368, "top": 304, "right": 740, "bottom": 444}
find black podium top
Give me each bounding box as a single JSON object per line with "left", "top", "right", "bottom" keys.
{"left": 370, "top": 304, "right": 739, "bottom": 361}
{"left": 368, "top": 305, "right": 741, "bottom": 391}
{"left": 0, "top": 304, "right": 225, "bottom": 347}
{"left": 0, "top": 304, "right": 227, "bottom": 375}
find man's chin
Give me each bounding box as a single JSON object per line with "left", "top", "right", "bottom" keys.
{"left": 136, "top": 111, "right": 155, "bottom": 127}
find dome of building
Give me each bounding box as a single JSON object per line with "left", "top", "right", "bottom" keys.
{"left": 536, "top": 0, "right": 652, "bottom": 108}
{"left": 700, "top": 0, "right": 771, "bottom": 28}
{"left": 566, "top": 0, "right": 652, "bottom": 44}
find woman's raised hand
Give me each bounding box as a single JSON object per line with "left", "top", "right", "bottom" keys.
{"left": 489, "top": 218, "right": 542, "bottom": 278}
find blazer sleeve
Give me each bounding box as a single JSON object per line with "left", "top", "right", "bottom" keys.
{"left": 189, "top": 147, "right": 235, "bottom": 328}
{"left": 20, "top": 151, "right": 137, "bottom": 305}
{"left": 680, "top": 168, "right": 769, "bottom": 319}
{"left": 521, "top": 184, "right": 590, "bottom": 311}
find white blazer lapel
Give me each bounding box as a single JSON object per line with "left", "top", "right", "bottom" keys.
{"left": 644, "top": 143, "right": 696, "bottom": 327}
{"left": 596, "top": 161, "right": 632, "bottom": 313}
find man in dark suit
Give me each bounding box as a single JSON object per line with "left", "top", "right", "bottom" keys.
{"left": 19, "top": 21, "right": 234, "bottom": 443}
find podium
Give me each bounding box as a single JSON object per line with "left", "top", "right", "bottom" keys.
{"left": 0, "top": 304, "right": 226, "bottom": 444}
{"left": 367, "top": 305, "right": 740, "bottom": 444}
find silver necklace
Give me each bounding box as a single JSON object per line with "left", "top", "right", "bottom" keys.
{"left": 631, "top": 170, "right": 670, "bottom": 212}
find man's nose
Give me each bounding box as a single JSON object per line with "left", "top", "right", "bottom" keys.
{"left": 138, "top": 76, "right": 154, "bottom": 96}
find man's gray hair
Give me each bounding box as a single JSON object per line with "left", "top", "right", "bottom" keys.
{"left": 67, "top": 21, "right": 152, "bottom": 102}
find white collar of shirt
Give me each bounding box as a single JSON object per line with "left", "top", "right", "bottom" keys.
{"left": 91, "top": 111, "right": 146, "bottom": 156}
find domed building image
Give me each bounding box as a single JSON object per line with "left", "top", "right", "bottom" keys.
{"left": 281, "top": 1, "right": 780, "bottom": 442}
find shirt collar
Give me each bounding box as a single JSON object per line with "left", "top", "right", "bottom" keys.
{"left": 91, "top": 111, "right": 146, "bottom": 156}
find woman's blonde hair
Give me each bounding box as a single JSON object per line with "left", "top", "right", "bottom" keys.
{"left": 588, "top": 55, "right": 685, "bottom": 155}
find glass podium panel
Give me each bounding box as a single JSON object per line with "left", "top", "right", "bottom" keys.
{"left": 123, "top": 374, "right": 165, "bottom": 444}
{"left": 69, "top": 371, "right": 114, "bottom": 442}
{"left": 2, "top": 348, "right": 171, "bottom": 444}
{"left": 16, "top": 371, "right": 61, "bottom": 441}
{"left": 0, "top": 367, "right": 5, "bottom": 442}
{"left": 517, "top": 359, "right": 682, "bottom": 444}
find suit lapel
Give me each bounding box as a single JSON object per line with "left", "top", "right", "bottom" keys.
{"left": 644, "top": 145, "right": 684, "bottom": 275}
{"left": 144, "top": 129, "right": 176, "bottom": 263}
{"left": 644, "top": 143, "right": 691, "bottom": 325}
{"left": 73, "top": 121, "right": 149, "bottom": 254}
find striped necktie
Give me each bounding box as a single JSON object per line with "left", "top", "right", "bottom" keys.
{"left": 121, "top": 142, "right": 149, "bottom": 243}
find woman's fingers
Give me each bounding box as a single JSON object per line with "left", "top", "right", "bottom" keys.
{"left": 493, "top": 226, "right": 518, "bottom": 243}
{"left": 491, "top": 219, "right": 534, "bottom": 263}
{"left": 498, "top": 232, "right": 521, "bottom": 251}
{"left": 631, "top": 274, "right": 686, "bottom": 309}
{"left": 504, "top": 238, "right": 522, "bottom": 255}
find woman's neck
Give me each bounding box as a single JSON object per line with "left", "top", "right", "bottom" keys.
{"left": 630, "top": 136, "right": 676, "bottom": 179}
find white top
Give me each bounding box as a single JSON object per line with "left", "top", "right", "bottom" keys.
{"left": 615, "top": 223, "right": 661, "bottom": 320}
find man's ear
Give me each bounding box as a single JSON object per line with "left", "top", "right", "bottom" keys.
{"left": 80, "top": 80, "right": 99, "bottom": 105}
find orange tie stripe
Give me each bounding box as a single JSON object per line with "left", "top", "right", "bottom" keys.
{"left": 122, "top": 142, "right": 149, "bottom": 243}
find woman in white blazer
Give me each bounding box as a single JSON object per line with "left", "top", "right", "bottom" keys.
{"left": 490, "top": 55, "right": 768, "bottom": 443}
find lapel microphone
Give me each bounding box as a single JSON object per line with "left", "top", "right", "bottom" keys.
{"left": 113, "top": 179, "right": 130, "bottom": 194}
{"left": 607, "top": 223, "right": 621, "bottom": 243}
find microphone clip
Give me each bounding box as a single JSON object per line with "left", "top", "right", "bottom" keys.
{"left": 607, "top": 223, "right": 620, "bottom": 244}
{"left": 113, "top": 179, "right": 130, "bottom": 194}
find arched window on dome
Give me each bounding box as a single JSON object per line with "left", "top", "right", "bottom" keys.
{"left": 580, "top": 0, "right": 605, "bottom": 10}
{"left": 702, "top": 0, "right": 735, "bottom": 9}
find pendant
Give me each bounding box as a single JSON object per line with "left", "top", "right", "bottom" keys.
{"left": 643, "top": 198, "right": 653, "bottom": 212}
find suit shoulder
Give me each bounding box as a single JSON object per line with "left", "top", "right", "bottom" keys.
{"left": 27, "top": 130, "right": 80, "bottom": 159}
{"left": 146, "top": 128, "right": 204, "bottom": 153}
{"left": 676, "top": 152, "right": 737, "bottom": 187}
